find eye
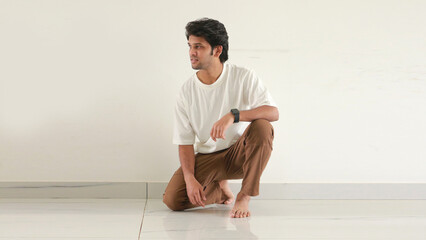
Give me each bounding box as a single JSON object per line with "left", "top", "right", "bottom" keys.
{"left": 188, "top": 45, "right": 202, "bottom": 49}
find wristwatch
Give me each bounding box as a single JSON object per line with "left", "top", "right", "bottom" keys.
{"left": 230, "top": 108, "right": 240, "bottom": 123}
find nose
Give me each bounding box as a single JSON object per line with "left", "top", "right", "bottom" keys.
{"left": 189, "top": 48, "right": 196, "bottom": 57}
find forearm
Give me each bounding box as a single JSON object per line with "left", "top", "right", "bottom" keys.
{"left": 239, "top": 105, "right": 279, "bottom": 122}
{"left": 178, "top": 145, "right": 196, "bottom": 182}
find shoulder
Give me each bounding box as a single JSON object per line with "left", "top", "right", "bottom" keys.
{"left": 226, "top": 62, "right": 252, "bottom": 76}
{"left": 177, "top": 74, "right": 196, "bottom": 98}
{"left": 227, "top": 63, "right": 259, "bottom": 87}
{"left": 225, "top": 62, "right": 257, "bottom": 85}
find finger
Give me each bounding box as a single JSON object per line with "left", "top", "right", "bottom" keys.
{"left": 199, "top": 190, "right": 206, "bottom": 206}
{"left": 201, "top": 190, "right": 207, "bottom": 201}
{"left": 216, "top": 128, "right": 222, "bottom": 139}
{"left": 196, "top": 191, "right": 205, "bottom": 207}
{"left": 189, "top": 196, "right": 195, "bottom": 205}
{"left": 191, "top": 195, "right": 197, "bottom": 206}
{"left": 194, "top": 192, "right": 201, "bottom": 206}
{"left": 195, "top": 190, "right": 203, "bottom": 207}
{"left": 210, "top": 126, "right": 214, "bottom": 138}
{"left": 199, "top": 189, "right": 206, "bottom": 206}
{"left": 211, "top": 126, "right": 216, "bottom": 141}
{"left": 220, "top": 128, "right": 225, "bottom": 139}
{"left": 214, "top": 128, "right": 220, "bottom": 140}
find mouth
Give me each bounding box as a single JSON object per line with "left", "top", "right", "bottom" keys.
{"left": 191, "top": 59, "right": 198, "bottom": 64}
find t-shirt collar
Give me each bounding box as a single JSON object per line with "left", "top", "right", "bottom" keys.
{"left": 194, "top": 62, "right": 228, "bottom": 89}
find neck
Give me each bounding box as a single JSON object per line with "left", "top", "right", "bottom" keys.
{"left": 197, "top": 62, "right": 224, "bottom": 85}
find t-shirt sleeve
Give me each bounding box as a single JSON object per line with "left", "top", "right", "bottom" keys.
{"left": 172, "top": 93, "right": 195, "bottom": 145}
{"left": 246, "top": 70, "right": 278, "bottom": 109}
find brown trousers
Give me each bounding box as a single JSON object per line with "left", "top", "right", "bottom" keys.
{"left": 163, "top": 119, "right": 274, "bottom": 211}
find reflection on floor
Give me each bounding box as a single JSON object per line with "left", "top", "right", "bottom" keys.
{"left": 1, "top": 198, "right": 425, "bottom": 239}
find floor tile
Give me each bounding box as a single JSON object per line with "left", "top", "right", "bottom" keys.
{"left": 140, "top": 199, "right": 426, "bottom": 239}
{"left": 0, "top": 199, "right": 145, "bottom": 239}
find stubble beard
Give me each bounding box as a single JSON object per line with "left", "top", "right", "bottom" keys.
{"left": 191, "top": 61, "right": 203, "bottom": 70}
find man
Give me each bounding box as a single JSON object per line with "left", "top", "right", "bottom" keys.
{"left": 163, "top": 18, "right": 279, "bottom": 218}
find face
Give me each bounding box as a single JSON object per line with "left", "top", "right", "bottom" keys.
{"left": 187, "top": 35, "right": 220, "bottom": 70}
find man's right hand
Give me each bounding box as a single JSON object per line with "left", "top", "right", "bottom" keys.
{"left": 185, "top": 176, "right": 207, "bottom": 207}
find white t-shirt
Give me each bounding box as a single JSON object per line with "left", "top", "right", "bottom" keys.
{"left": 173, "top": 62, "right": 277, "bottom": 154}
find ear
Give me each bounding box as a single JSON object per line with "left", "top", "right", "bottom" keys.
{"left": 214, "top": 45, "right": 223, "bottom": 58}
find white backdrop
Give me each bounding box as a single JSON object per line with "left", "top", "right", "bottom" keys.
{"left": 0, "top": 0, "right": 425, "bottom": 183}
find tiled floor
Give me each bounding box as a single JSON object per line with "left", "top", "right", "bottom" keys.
{"left": 1, "top": 199, "right": 426, "bottom": 239}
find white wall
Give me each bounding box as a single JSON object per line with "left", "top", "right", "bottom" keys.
{"left": 0, "top": 0, "right": 425, "bottom": 183}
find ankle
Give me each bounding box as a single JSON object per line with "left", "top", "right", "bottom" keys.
{"left": 237, "top": 192, "right": 250, "bottom": 199}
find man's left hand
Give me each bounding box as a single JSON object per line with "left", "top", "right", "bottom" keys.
{"left": 210, "top": 113, "right": 234, "bottom": 142}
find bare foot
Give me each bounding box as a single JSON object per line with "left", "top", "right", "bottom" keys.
{"left": 230, "top": 192, "right": 251, "bottom": 218}
{"left": 218, "top": 180, "right": 234, "bottom": 205}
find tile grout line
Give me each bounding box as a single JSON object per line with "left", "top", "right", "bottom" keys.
{"left": 138, "top": 199, "right": 148, "bottom": 240}
{"left": 138, "top": 183, "right": 149, "bottom": 240}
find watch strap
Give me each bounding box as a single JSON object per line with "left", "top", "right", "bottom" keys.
{"left": 230, "top": 109, "right": 239, "bottom": 123}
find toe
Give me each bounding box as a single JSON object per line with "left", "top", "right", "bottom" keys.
{"left": 231, "top": 211, "right": 236, "bottom": 218}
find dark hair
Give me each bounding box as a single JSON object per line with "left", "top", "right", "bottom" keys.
{"left": 185, "top": 17, "right": 229, "bottom": 63}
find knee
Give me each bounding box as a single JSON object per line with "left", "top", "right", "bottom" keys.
{"left": 247, "top": 119, "right": 274, "bottom": 142}
{"left": 163, "top": 193, "right": 185, "bottom": 211}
